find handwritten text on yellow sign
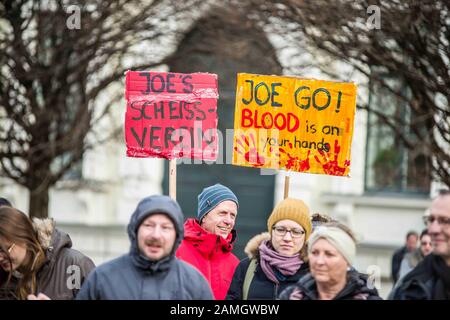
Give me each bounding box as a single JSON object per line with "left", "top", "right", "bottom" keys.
{"left": 232, "top": 73, "right": 357, "bottom": 176}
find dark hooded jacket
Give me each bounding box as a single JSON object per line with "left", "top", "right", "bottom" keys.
{"left": 278, "top": 270, "right": 382, "bottom": 300}
{"left": 76, "top": 195, "right": 214, "bottom": 300}
{"left": 0, "top": 219, "right": 95, "bottom": 300}
{"left": 390, "top": 253, "right": 450, "bottom": 300}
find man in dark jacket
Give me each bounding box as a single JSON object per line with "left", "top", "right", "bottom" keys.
{"left": 76, "top": 195, "right": 213, "bottom": 300}
{"left": 391, "top": 230, "right": 418, "bottom": 284}
{"left": 391, "top": 190, "right": 450, "bottom": 300}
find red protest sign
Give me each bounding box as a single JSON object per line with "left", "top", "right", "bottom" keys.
{"left": 125, "top": 71, "right": 218, "bottom": 160}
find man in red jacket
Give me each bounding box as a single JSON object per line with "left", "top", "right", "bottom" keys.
{"left": 176, "top": 183, "right": 240, "bottom": 300}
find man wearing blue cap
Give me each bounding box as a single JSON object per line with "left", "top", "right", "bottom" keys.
{"left": 176, "top": 183, "right": 240, "bottom": 300}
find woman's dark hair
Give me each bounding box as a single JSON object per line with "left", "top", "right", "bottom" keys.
{"left": 311, "top": 213, "right": 336, "bottom": 230}
{"left": 0, "top": 207, "right": 46, "bottom": 299}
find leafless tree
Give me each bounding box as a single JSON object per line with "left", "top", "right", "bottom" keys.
{"left": 244, "top": 0, "right": 450, "bottom": 188}
{"left": 0, "top": 0, "right": 200, "bottom": 218}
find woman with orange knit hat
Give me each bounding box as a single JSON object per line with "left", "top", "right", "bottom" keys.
{"left": 226, "top": 198, "right": 312, "bottom": 300}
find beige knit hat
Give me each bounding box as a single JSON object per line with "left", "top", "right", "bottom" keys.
{"left": 267, "top": 198, "right": 312, "bottom": 240}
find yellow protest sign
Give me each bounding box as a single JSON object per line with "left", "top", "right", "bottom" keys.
{"left": 232, "top": 73, "right": 357, "bottom": 176}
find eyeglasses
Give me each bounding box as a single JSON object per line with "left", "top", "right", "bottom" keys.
{"left": 423, "top": 215, "right": 450, "bottom": 227}
{"left": 272, "top": 226, "right": 305, "bottom": 238}
{"left": 0, "top": 243, "right": 15, "bottom": 257}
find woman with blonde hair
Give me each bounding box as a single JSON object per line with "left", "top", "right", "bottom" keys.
{"left": 279, "top": 222, "right": 381, "bottom": 300}
{"left": 0, "top": 206, "right": 95, "bottom": 300}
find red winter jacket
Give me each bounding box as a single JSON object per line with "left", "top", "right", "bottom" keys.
{"left": 176, "top": 218, "right": 239, "bottom": 300}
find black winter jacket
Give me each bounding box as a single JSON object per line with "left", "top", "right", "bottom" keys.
{"left": 390, "top": 254, "right": 450, "bottom": 300}
{"left": 279, "top": 270, "right": 382, "bottom": 300}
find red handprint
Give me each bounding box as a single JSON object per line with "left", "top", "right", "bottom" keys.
{"left": 234, "top": 133, "right": 266, "bottom": 167}
{"left": 278, "top": 149, "right": 311, "bottom": 172}
{"left": 314, "top": 140, "right": 350, "bottom": 176}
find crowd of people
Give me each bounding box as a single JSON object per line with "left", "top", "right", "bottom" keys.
{"left": 0, "top": 186, "right": 449, "bottom": 300}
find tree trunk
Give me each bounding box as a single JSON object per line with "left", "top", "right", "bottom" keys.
{"left": 29, "top": 185, "right": 50, "bottom": 219}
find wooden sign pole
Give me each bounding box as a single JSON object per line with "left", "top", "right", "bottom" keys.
{"left": 284, "top": 173, "right": 290, "bottom": 199}
{"left": 169, "top": 159, "right": 177, "bottom": 200}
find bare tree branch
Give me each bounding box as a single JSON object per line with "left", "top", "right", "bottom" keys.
{"left": 0, "top": 0, "right": 201, "bottom": 218}
{"left": 245, "top": 0, "right": 450, "bottom": 187}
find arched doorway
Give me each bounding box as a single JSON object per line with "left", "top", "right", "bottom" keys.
{"left": 164, "top": 8, "right": 282, "bottom": 258}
